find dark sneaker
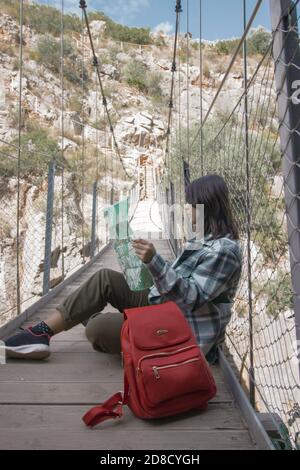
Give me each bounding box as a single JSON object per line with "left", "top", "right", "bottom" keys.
{"left": 4, "top": 328, "right": 51, "bottom": 360}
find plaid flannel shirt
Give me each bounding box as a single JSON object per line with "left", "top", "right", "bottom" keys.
{"left": 145, "top": 234, "right": 243, "bottom": 356}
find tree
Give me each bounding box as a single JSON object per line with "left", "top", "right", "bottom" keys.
{"left": 248, "top": 27, "right": 272, "bottom": 55}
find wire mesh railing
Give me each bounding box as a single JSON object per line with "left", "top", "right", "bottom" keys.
{"left": 0, "top": 141, "right": 111, "bottom": 327}
{"left": 161, "top": 0, "right": 300, "bottom": 450}
{"left": 0, "top": 0, "right": 299, "bottom": 451}
{"left": 0, "top": 0, "right": 136, "bottom": 327}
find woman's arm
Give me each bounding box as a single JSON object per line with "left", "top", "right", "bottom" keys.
{"left": 145, "top": 248, "right": 240, "bottom": 311}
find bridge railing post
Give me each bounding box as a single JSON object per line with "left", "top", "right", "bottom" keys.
{"left": 270, "top": 0, "right": 300, "bottom": 376}
{"left": 43, "top": 160, "right": 55, "bottom": 296}
{"left": 243, "top": 0, "right": 255, "bottom": 408}
{"left": 170, "top": 182, "right": 178, "bottom": 256}
{"left": 90, "top": 181, "right": 97, "bottom": 259}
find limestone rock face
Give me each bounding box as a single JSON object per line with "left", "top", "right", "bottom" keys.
{"left": 115, "top": 111, "right": 165, "bottom": 142}
{"left": 0, "top": 13, "right": 32, "bottom": 45}
{"left": 89, "top": 20, "right": 106, "bottom": 37}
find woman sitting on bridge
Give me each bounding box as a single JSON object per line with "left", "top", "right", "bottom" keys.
{"left": 4, "top": 174, "right": 243, "bottom": 364}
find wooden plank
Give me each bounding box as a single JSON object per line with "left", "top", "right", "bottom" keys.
{"left": 1, "top": 362, "right": 224, "bottom": 388}
{"left": 0, "top": 403, "right": 246, "bottom": 431}
{"left": 0, "top": 382, "right": 232, "bottom": 404}
{"left": 0, "top": 429, "right": 255, "bottom": 450}
{"left": 4, "top": 353, "right": 226, "bottom": 382}
{"left": 1, "top": 358, "right": 224, "bottom": 386}
{"left": 48, "top": 340, "right": 97, "bottom": 353}
{"left": 5, "top": 352, "right": 116, "bottom": 365}
{"left": 0, "top": 362, "right": 123, "bottom": 382}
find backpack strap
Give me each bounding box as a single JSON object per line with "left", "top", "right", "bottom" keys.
{"left": 82, "top": 373, "right": 130, "bottom": 428}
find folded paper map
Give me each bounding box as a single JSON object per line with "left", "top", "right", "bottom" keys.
{"left": 104, "top": 199, "right": 154, "bottom": 292}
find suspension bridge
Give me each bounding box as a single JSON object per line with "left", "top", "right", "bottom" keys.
{"left": 0, "top": 0, "right": 299, "bottom": 450}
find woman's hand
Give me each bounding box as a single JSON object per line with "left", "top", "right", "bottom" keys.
{"left": 132, "top": 239, "right": 156, "bottom": 264}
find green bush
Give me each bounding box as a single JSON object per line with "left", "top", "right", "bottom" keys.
{"left": 36, "top": 36, "right": 88, "bottom": 86}
{"left": 146, "top": 72, "right": 164, "bottom": 102}
{"left": 67, "top": 95, "right": 82, "bottom": 114}
{"left": 214, "top": 38, "right": 241, "bottom": 56}
{"left": 248, "top": 27, "right": 272, "bottom": 55}
{"left": 123, "top": 60, "right": 147, "bottom": 92}
{"left": 213, "top": 27, "right": 271, "bottom": 56}
{"left": 0, "top": 127, "right": 63, "bottom": 177}
{"left": 88, "top": 11, "right": 152, "bottom": 45}
{"left": 123, "top": 60, "right": 163, "bottom": 101}
{"left": 254, "top": 270, "right": 294, "bottom": 317}
{"left": 0, "top": 0, "right": 81, "bottom": 36}
{"left": 252, "top": 193, "right": 286, "bottom": 262}
{"left": 109, "top": 23, "right": 152, "bottom": 45}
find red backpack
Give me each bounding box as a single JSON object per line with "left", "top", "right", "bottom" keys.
{"left": 83, "top": 301, "right": 217, "bottom": 427}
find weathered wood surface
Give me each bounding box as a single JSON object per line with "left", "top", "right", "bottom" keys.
{"left": 0, "top": 241, "right": 257, "bottom": 450}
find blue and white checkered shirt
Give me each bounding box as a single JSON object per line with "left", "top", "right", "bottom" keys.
{"left": 145, "top": 234, "right": 243, "bottom": 356}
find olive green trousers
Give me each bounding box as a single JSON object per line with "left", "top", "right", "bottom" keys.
{"left": 57, "top": 268, "right": 150, "bottom": 354}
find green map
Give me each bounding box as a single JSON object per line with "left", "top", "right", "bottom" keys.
{"left": 104, "top": 199, "right": 154, "bottom": 292}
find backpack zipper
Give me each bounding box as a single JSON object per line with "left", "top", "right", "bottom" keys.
{"left": 136, "top": 345, "right": 197, "bottom": 374}
{"left": 152, "top": 357, "right": 200, "bottom": 380}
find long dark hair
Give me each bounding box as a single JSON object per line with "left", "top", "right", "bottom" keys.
{"left": 186, "top": 174, "right": 239, "bottom": 240}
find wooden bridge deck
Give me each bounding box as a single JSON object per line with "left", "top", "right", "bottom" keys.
{"left": 0, "top": 242, "right": 257, "bottom": 450}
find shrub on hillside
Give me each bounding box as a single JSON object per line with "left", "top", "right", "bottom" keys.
{"left": 213, "top": 27, "right": 271, "bottom": 57}
{"left": 36, "top": 36, "right": 88, "bottom": 86}
{"left": 214, "top": 38, "right": 241, "bottom": 56}
{"left": 0, "top": 126, "right": 63, "bottom": 177}
{"left": 123, "top": 60, "right": 164, "bottom": 101}
{"left": 88, "top": 11, "right": 153, "bottom": 45}
{"left": 0, "top": 0, "right": 81, "bottom": 36}
{"left": 0, "top": 0, "right": 152, "bottom": 45}
{"left": 248, "top": 27, "right": 272, "bottom": 55}
{"left": 123, "top": 60, "right": 148, "bottom": 92}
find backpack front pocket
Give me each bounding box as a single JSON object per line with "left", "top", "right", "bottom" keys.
{"left": 136, "top": 346, "right": 211, "bottom": 407}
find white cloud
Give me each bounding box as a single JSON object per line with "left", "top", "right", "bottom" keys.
{"left": 153, "top": 21, "right": 173, "bottom": 35}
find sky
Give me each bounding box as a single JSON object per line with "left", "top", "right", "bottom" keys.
{"left": 39, "top": 0, "right": 272, "bottom": 41}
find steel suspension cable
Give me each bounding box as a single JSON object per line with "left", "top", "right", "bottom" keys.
{"left": 165, "top": 0, "right": 183, "bottom": 170}
{"left": 79, "top": 0, "right": 132, "bottom": 180}
{"left": 190, "top": 0, "right": 263, "bottom": 150}
{"left": 199, "top": 0, "right": 204, "bottom": 175}
{"left": 186, "top": 0, "right": 190, "bottom": 165}
{"left": 60, "top": 0, "right": 65, "bottom": 280}
{"left": 81, "top": 8, "right": 86, "bottom": 262}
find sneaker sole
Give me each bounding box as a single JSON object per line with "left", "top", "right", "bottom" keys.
{"left": 4, "top": 345, "right": 50, "bottom": 360}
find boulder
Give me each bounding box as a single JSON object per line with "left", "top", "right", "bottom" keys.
{"left": 89, "top": 20, "right": 106, "bottom": 36}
